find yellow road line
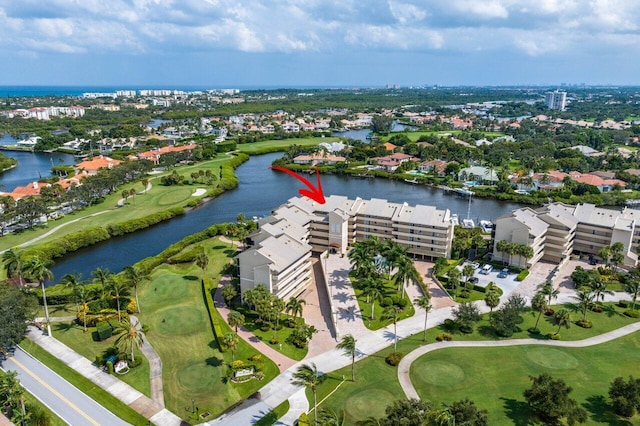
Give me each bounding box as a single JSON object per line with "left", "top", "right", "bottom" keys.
{"left": 10, "top": 357, "right": 101, "bottom": 426}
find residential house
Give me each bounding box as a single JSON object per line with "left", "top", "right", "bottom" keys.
{"left": 293, "top": 153, "right": 346, "bottom": 165}
{"left": 374, "top": 153, "right": 419, "bottom": 172}
{"left": 458, "top": 166, "right": 499, "bottom": 184}
{"left": 75, "top": 156, "right": 122, "bottom": 175}
{"left": 418, "top": 160, "right": 448, "bottom": 177}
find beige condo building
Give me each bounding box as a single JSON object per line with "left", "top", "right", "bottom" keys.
{"left": 236, "top": 195, "right": 454, "bottom": 299}
{"left": 493, "top": 202, "right": 639, "bottom": 269}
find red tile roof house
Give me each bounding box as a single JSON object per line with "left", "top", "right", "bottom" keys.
{"left": 569, "top": 171, "right": 627, "bottom": 192}
{"left": 293, "top": 153, "right": 346, "bottom": 165}
{"left": 372, "top": 153, "right": 419, "bottom": 172}
{"left": 418, "top": 159, "right": 449, "bottom": 177}
{"left": 136, "top": 143, "right": 197, "bottom": 165}
{"left": 75, "top": 155, "right": 122, "bottom": 175}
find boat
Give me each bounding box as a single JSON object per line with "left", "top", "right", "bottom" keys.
{"left": 479, "top": 220, "right": 494, "bottom": 233}
{"left": 404, "top": 178, "right": 419, "bottom": 184}
{"left": 454, "top": 187, "right": 475, "bottom": 197}
{"left": 450, "top": 214, "right": 459, "bottom": 226}
{"left": 462, "top": 219, "right": 475, "bottom": 228}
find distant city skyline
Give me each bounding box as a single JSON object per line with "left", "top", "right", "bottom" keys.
{"left": 1, "top": 1, "right": 639, "bottom": 87}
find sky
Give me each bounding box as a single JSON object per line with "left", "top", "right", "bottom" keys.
{"left": 1, "top": 0, "right": 639, "bottom": 87}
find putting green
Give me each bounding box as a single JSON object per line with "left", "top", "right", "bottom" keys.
{"left": 413, "top": 360, "right": 465, "bottom": 387}
{"left": 155, "top": 306, "right": 204, "bottom": 336}
{"left": 157, "top": 188, "right": 193, "bottom": 206}
{"left": 344, "top": 388, "right": 395, "bottom": 420}
{"left": 177, "top": 362, "right": 219, "bottom": 392}
{"left": 526, "top": 348, "right": 579, "bottom": 370}
{"left": 149, "top": 274, "right": 192, "bottom": 304}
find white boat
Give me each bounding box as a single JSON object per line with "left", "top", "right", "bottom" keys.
{"left": 462, "top": 219, "right": 475, "bottom": 228}
{"left": 455, "top": 187, "right": 475, "bottom": 196}
{"left": 479, "top": 220, "right": 494, "bottom": 233}
{"left": 404, "top": 178, "right": 419, "bottom": 184}
{"left": 450, "top": 214, "right": 459, "bottom": 226}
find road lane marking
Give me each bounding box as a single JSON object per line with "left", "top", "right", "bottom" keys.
{"left": 9, "top": 357, "right": 101, "bottom": 426}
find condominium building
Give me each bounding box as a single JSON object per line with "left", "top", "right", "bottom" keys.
{"left": 545, "top": 90, "right": 567, "bottom": 111}
{"left": 493, "top": 202, "right": 638, "bottom": 269}
{"left": 237, "top": 195, "right": 454, "bottom": 299}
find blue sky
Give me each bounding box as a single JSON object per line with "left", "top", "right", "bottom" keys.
{"left": 1, "top": 0, "right": 639, "bottom": 87}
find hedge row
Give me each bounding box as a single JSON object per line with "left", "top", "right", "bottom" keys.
{"left": 22, "top": 227, "right": 111, "bottom": 262}
{"left": 106, "top": 207, "right": 184, "bottom": 236}
{"left": 200, "top": 277, "right": 226, "bottom": 351}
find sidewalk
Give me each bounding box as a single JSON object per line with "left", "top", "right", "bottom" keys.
{"left": 26, "top": 326, "right": 183, "bottom": 426}
{"left": 131, "top": 315, "right": 164, "bottom": 407}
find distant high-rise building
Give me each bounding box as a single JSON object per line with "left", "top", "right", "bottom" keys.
{"left": 545, "top": 90, "right": 567, "bottom": 111}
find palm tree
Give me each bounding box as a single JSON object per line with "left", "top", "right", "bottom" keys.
{"left": 484, "top": 291, "right": 500, "bottom": 319}
{"left": 362, "top": 280, "right": 384, "bottom": 320}
{"left": 336, "top": 334, "right": 357, "bottom": 382}
{"left": 292, "top": 363, "right": 325, "bottom": 426}
{"left": 573, "top": 289, "right": 595, "bottom": 322}
{"left": 285, "top": 297, "right": 306, "bottom": 321}
{"left": 141, "top": 178, "right": 149, "bottom": 194}
{"left": 26, "top": 257, "right": 54, "bottom": 337}
{"left": 447, "top": 268, "right": 462, "bottom": 296}
{"left": 553, "top": 309, "right": 572, "bottom": 335}
{"left": 60, "top": 272, "right": 83, "bottom": 312}
{"left": 462, "top": 264, "right": 475, "bottom": 286}
{"left": 538, "top": 280, "right": 559, "bottom": 308}
{"left": 222, "top": 332, "right": 239, "bottom": 362}
{"left": 221, "top": 284, "right": 238, "bottom": 307}
{"left": 2, "top": 249, "right": 25, "bottom": 287}
{"left": 382, "top": 306, "right": 401, "bottom": 352}
{"left": 413, "top": 296, "right": 432, "bottom": 341}
{"left": 610, "top": 242, "right": 625, "bottom": 272}
{"left": 114, "top": 319, "right": 144, "bottom": 362}
{"left": 227, "top": 310, "right": 245, "bottom": 332}
{"left": 598, "top": 246, "right": 612, "bottom": 269}
{"left": 625, "top": 279, "right": 640, "bottom": 310}
{"left": 123, "top": 265, "right": 146, "bottom": 313}
{"left": 108, "top": 277, "right": 130, "bottom": 322}
{"left": 92, "top": 267, "right": 111, "bottom": 289}
{"left": 587, "top": 275, "right": 613, "bottom": 306}
{"left": 195, "top": 252, "right": 209, "bottom": 281}
{"left": 393, "top": 257, "right": 420, "bottom": 298}
{"left": 74, "top": 284, "right": 93, "bottom": 333}
{"left": 531, "top": 292, "right": 548, "bottom": 331}
{"left": 348, "top": 243, "right": 373, "bottom": 278}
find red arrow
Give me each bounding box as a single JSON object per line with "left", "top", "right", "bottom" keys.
{"left": 269, "top": 165, "right": 326, "bottom": 204}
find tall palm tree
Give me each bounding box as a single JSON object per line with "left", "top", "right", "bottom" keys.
{"left": 382, "top": 306, "right": 401, "bottom": 352}
{"left": 414, "top": 296, "right": 432, "bottom": 342}
{"left": 92, "top": 267, "right": 111, "bottom": 289}
{"left": 336, "top": 334, "right": 357, "bottom": 382}
{"left": 285, "top": 297, "right": 306, "bottom": 321}
{"left": 74, "top": 284, "right": 93, "bottom": 333}
{"left": 195, "top": 252, "right": 209, "bottom": 281}
{"left": 484, "top": 290, "right": 500, "bottom": 319}
{"left": 141, "top": 178, "right": 149, "bottom": 194}
{"left": 2, "top": 249, "right": 25, "bottom": 287}
{"left": 362, "top": 280, "right": 384, "bottom": 320}
{"left": 348, "top": 243, "right": 373, "bottom": 278}
{"left": 123, "top": 265, "right": 146, "bottom": 313}
{"left": 108, "top": 277, "right": 131, "bottom": 322}
{"left": 393, "top": 256, "right": 420, "bottom": 298}
{"left": 553, "top": 309, "right": 572, "bottom": 335}
{"left": 26, "top": 257, "right": 54, "bottom": 337}
{"left": 573, "top": 289, "right": 595, "bottom": 322}
{"left": 538, "top": 280, "right": 559, "bottom": 307}
{"left": 587, "top": 276, "right": 613, "bottom": 306}
{"left": 625, "top": 279, "right": 640, "bottom": 310}
{"left": 59, "top": 272, "right": 83, "bottom": 312}
{"left": 531, "top": 292, "right": 548, "bottom": 331}
{"left": 292, "top": 363, "right": 325, "bottom": 426}
{"left": 447, "top": 268, "right": 462, "bottom": 296}
{"left": 114, "top": 319, "right": 144, "bottom": 362}
{"left": 462, "top": 264, "right": 475, "bottom": 286}
{"left": 222, "top": 332, "right": 239, "bottom": 362}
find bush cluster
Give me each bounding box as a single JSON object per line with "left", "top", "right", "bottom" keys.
{"left": 167, "top": 246, "right": 202, "bottom": 264}
{"left": 385, "top": 352, "right": 404, "bottom": 366}
{"left": 516, "top": 270, "right": 530, "bottom": 281}
{"left": 547, "top": 332, "right": 561, "bottom": 340}
{"left": 624, "top": 309, "right": 640, "bottom": 318}
{"left": 436, "top": 332, "right": 453, "bottom": 341}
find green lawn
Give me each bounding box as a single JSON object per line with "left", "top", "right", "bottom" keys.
{"left": 0, "top": 155, "right": 234, "bottom": 255}
{"left": 351, "top": 276, "right": 415, "bottom": 331}
{"left": 51, "top": 321, "right": 151, "bottom": 397}
{"left": 313, "top": 303, "right": 640, "bottom": 425}
{"left": 380, "top": 130, "right": 505, "bottom": 143}
{"left": 232, "top": 305, "right": 308, "bottom": 360}
{"left": 136, "top": 237, "right": 278, "bottom": 420}
{"left": 255, "top": 400, "right": 290, "bottom": 426}
{"left": 19, "top": 339, "right": 149, "bottom": 425}
{"left": 236, "top": 136, "right": 338, "bottom": 154}
{"left": 411, "top": 334, "right": 640, "bottom": 425}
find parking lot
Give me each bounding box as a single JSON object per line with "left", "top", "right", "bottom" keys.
{"left": 456, "top": 262, "right": 525, "bottom": 299}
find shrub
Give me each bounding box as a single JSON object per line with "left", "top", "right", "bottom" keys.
{"left": 126, "top": 298, "right": 137, "bottom": 314}
{"left": 106, "top": 361, "right": 114, "bottom": 374}
{"left": 96, "top": 321, "right": 113, "bottom": 341}
{"left": 547, "top": 333, "right": 560, "bottom": 340}
{"left": 459, "top": 324, "right": 474, "bottom": 334}
{"left": 528, "top": 327, "right": 540, "bottom": 334}
{"left": 230, "top": 360, "right": 245, "bottom": 369}
{"left": 436, "top": 332, "right": 453, "bottom": 342}
{"left": 392, "top": 295, "right": 408, "bottom": 308}
{"left": 516, "top": 270, "right": 530, "bottom": 281}
{"left": 381, "top": 297, "right": 393, "bottom": 307}
{"left": 298, "top": 413, "right": 311, "bottom": 426}
{"left": 274, "top": 324, "right": 283, "bottom": 331}
{"left": 168, "top": 246, "right": 203, "bottom": 264}
{"left": 576, "top": 319, "right": 593, "bottom": 328}
{"left": 269, "top": 337, "right": 279, "bottom": 345}
{"left": 129, "top": 357, "right": 143, "bottom": 368}
{"left": 385, "top": 352, "right": 404, "bottom": 366}
{"left": 618, "top": 301, "right": 629, "bottom": 308}
{"left": 141, "top": 324, "right": 150, "bottom": 333}
{"left": 250, "top": 354, "right": 262, "bottom": 363}
{"left": 624, "top": 309, "right": 640, "bottom": 318}
{"left": 260, "top": 324, "right": 271, "bottom": 332}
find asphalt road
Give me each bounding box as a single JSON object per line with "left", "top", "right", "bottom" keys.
{"left": 1, "top": 346, "right": 131, "bottom": 426}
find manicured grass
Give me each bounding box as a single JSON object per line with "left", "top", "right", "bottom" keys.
{"left": 410, "top": 334, "right": 640, "bottom": 424}
{"left": 51, "top": 321, "right": 151, "bottom": 397}
{"left": 351, "top": 276, "right": 415, "bottom": 331}
{"left": 36, "top": 303, "right": 76, "bottom": 318}
{"left": 18, "top": 339, "right": 149, "bottom": 425}
{"left": 313, "top": 303, "right": 640, "bottom": 424}
{"left": 136, "top": 237, "right": 278, "bottom": 420}
{"left": 381, "top": 130, "right": 504, "bottom": 143}
{"left": 232, "top": 306, "right": 308, "bottom": 360}
{"left": 0, "top": 155, "right": 233, "bottom": 255}
{"left": 255, "top": 400, "right": 290, "bottom": 426}
{"left": 236, "top": 137, "right": 338, "bottom": 154}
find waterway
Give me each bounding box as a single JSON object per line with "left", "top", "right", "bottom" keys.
{"left": 0, "top": 134, "right": 76, "bottom": 191}
{"left": 47, "top": 152, "right": 521, "bottom": 281}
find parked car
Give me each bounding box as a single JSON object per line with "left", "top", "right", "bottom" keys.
{"left": 480, "top": 264, "right": 493, "bottom": 275}
{"left": 497, "top": 268, "right": 509, "bottom": 279}
{"left": 589, "top": 255, "right": 598, "bottom": 265}
{"left": 471, "top": 262, "right": 480, "bottom": 269}
{"left": 468, "top": 277, "right": 479, "bottom": 284}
